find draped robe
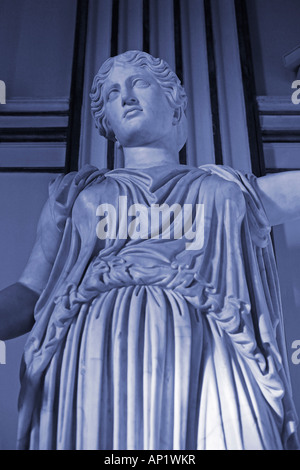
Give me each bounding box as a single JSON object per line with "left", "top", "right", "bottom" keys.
{"left": 16, "top": 164, "right": 299, "bottom": 450}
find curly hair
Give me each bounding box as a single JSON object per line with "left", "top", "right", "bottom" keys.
{"left": 90, "top": 50, "right": 188, "bottom": 146}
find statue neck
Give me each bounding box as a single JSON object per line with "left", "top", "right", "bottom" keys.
{"left": 123, "top": 146, "right": 180, "bottom": 169}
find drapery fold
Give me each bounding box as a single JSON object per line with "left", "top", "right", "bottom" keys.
{"left": 16, "top": 164, "right": 299, "bottom": 450}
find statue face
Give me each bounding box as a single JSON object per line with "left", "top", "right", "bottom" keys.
{"left": 102, "top": 63, "right": 177, "bottom": 148}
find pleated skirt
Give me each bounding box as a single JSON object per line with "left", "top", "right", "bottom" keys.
{"left": 27, "top": 285, "right": 283, "bottom": 450}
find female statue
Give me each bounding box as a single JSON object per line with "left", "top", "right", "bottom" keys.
{"left": 0, "top": 50, "right": 299, "bottom": 450}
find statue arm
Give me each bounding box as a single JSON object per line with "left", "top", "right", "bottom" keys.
{"left": 0, "top": 232, "right": 52, "bottom": 340}
{"left": 0, "top": 282, "right": 38, "bottom": 340}
{"left": 256, "top": 171, "right": 300, "bottom": 226}
{"left": 0, "top": 198, "right": 62, "bottom": 340}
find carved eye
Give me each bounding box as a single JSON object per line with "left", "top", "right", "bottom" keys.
{"left": 132, "top": 78, "right": 150, "bottom": 88}
{"left": 107, "top": 88, "right": 119, "bottom": 101}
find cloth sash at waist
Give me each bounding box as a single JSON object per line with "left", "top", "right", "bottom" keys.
{"left": 76, "top": 253, "right": 210, "bottom": 303}
{"left": 51, "top": 251, "right": 251, "bottom": 329}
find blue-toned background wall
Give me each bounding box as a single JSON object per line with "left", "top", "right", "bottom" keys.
{"left": 0, "top": 0, "right": 77, "bottom": 448}
{"left": 0, "top": 0, "right": 300, "bottom": 449}
{"left": 247, "top": 0, "right": 300, "bottom": 435}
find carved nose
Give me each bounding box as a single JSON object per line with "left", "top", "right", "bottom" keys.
{"left": 122, "top": 94, "right": 138, "bottom": 106}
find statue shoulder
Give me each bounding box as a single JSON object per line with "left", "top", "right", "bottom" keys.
{"left": 48, "top": 165, "right": 108, "bottom": 232}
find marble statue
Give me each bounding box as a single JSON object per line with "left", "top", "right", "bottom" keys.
{"left": 1, "top": 50, "right": 300, "bottom": 450}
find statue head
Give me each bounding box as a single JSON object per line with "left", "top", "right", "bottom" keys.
{"left": 90, "top": 50, "right": 188, "bottom": 152}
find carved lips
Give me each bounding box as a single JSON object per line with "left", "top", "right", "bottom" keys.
{"left": 123, "top": 106, "right": 143, "bottom": 119}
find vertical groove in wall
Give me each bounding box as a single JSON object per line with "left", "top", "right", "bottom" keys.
{"left": 143, "top": 0, "right": 150, "bottom": 53}
{"left": 234, "top": 0, "right": 265, "bottom": 177}
{"left": 173, "top": 0, "right": 186, "bottom": 164}
{"left": 173, "top": 0, "right": 183, "bottom": 83}
{"left": 204, "top": 0, "right": 223, "bottom": 166}
{"left": 111, "top": 0, "right": 119, "bottom": 56}
{"left": 65, "top": 0, "right": 90, "bottom": 173}
{"left": 107, "top": 0, "right": 120, "bottom": 170}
